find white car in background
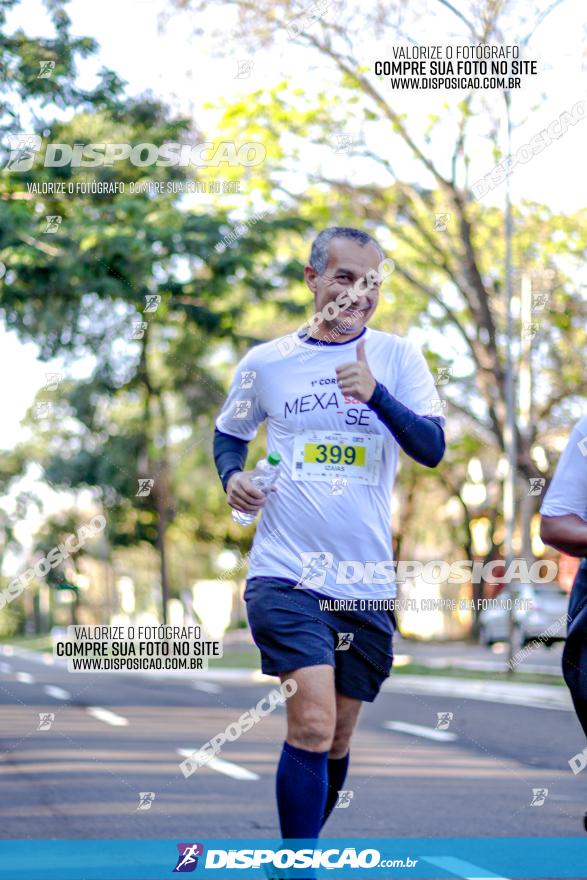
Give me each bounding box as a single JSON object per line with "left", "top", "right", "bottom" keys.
{"left": 478, "top": 583, "right": 569, "bottom": 649}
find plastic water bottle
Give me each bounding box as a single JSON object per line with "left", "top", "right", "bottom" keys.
{"left": 231, "top": 452, "right": 281, "bottom": 525}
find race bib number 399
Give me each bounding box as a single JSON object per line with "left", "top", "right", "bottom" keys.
{"left": 292, "top": 430, "right": 383, "bottom": 485}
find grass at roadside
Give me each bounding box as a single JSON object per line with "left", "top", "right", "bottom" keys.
{"left": 0, "top": 635, "right": 53, "bottom": 652}
{"left": 393, "top": 661, "right": 564, "bottom": 686}
{"left": 209, "top": 647, "right": 260, "bottom": 669}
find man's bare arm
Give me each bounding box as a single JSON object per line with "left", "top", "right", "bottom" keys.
{"left": 540, "top": 514, "right": 587, "bottom": 558}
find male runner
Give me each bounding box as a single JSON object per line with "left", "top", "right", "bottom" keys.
{"left": 214, "top": 227, "right": 445, "bottom": 843}
{"left": 540, "top": 415, "right": 587, "bottom": 810}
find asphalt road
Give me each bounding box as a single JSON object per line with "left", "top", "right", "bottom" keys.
{"left": 0, "top": 644, "right": 585, "bottom": 851}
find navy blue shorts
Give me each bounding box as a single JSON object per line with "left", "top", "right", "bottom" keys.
{"left": 244, "top": 576, "right": 395, "bottom": 702}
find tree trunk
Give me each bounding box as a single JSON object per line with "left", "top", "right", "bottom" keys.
{"left": 154, "top": 392, "right": 172, "bottom": 625}
{"left": 155, "top": 456, "right": 170, "bottom": 625}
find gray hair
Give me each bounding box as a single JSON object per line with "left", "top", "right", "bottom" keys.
{"left": 309, "top": 227, "right": 385, "bottom": 275}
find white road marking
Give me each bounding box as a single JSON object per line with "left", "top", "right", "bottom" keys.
{"left": 87, "top": 707, "right": 128, "bottom": 727}
{"left": 423, "top": 856, "right": 510, "bottom": 879}
{"left": 44, "top": 685, "right": 70, "bottom": 701}
{"left": 192, "top": 681, "right": 223, "bottom": 694}
{"left": 384, "top": 721, "right": 458, "bottom": 742}
{"left": 177, "top": 748, "right": 259, "bottom": 780}
{"left": 0, "top": 662, "right": 11, "bottom": 674}
{"left": 15, "top": 672, "right": 34, "bottom": 684}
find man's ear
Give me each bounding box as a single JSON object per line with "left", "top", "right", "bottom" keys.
{"left": 304, "top": 264, "right": 319, "bottom": 293}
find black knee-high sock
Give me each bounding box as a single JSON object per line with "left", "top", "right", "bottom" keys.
{"left": 321, "top": 752, "right": 350, "bottom": 828}
{"left": 275, "top": 742, "right": 329, "bottom": 838}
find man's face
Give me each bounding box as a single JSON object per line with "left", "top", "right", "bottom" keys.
{"left": 304, "top": 238, "right": 382, "bottom": 338}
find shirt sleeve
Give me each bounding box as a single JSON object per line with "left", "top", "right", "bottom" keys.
{"left": 213, "top": 429, "right": 249, "bottom": 491}
{"left": 367, "top": 382, "right": 445, "bottom": 467}
{"left": 394, "top": 339, "right": 444, "bottom": 420}
{"left": 215, "top": 352, "right": 267, "bottom": 441}
{"left": 540, "top": 417, "right": 587, "bottom": 521}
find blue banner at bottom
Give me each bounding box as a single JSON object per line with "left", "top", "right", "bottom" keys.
{"left": 0, "top": 838, "right": 585, "bottom": 879}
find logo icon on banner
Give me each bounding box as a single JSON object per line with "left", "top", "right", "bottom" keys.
{"left": 329, "top": 476, "right": 348, "bottom": 495}
{"left": 336, "top": 633, "right": 354, "bottom": 651}
{"left": 44, "top": 215, "right": 62, "bottom": 233}
{"left": 530, "top": 788, "right": 549, "bottom": 806}
{"left": 239, "top": 371, "right": 256, "bottom": 389}
{"left": 436, "top": 712, "right": 453, "bottom": 730}
{"left": 528, "top": 477, "right": 546, "bottom": 496}
{"left": 5, "top": 134, "right": 42, "bottom": 171}
{"left": 173, "top": 843, "right": 204, "bottom": 872}
{"left": 37, "top": 712, "right": 55, "bottom": 731}
{"left": 335, "top": 790, "right": 354, "bottom": 808}
{"left": 234, "top": 399, "right": 252, "bottom": 419}
{"left": 137, "top": 791, "right": 155, "bottom": 810}
{"left": 297, "top": 552, "right": 333, "bottom": 588}
{"left": 37, "top": 60, "right": 55, "bottom": 79}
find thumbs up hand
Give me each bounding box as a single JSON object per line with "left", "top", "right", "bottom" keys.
{"left": 335, "top": 338, "right": 377, "bottom": 403}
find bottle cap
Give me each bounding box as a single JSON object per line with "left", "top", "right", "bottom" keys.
{"left": 267, "top": 452, "right": 281, "bottom": 466}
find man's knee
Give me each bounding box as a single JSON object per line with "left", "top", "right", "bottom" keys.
{"left": 330, "top": 725, "right": 354, "bottom": 758}
{"left": 288, "top": 703, "right": 335, "bottom": 752}
{"left": 330, "top": 701, "right": 361, "bottom": 757}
